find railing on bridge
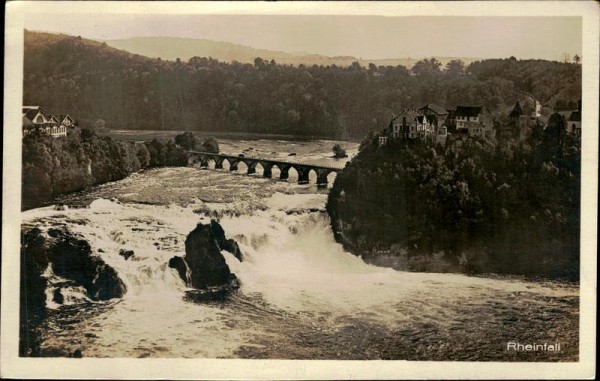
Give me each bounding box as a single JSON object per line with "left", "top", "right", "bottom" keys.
{"left": 187, "top": 151, "right": 343, "bottom": 186}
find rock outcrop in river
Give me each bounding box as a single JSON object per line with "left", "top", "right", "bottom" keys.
{"left": 20, "top": 227, "right": 127, "bottom": 355}
{"left": 22, "top": 228, "right": 127, "bottom": 301}
{"left": 170, "top": 220, "right": 242, "bottom": 289}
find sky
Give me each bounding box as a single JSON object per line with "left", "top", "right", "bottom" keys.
{"left": 25, "top": 14, "right": 581, "bottom": 61}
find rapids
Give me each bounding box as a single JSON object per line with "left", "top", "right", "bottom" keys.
{"left": 21, "top": 139, "right": 579, "bottom": 360}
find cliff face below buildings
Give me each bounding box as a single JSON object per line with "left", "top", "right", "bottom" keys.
{"left": 326, "top": 132, "right": 580, "bottom": 280}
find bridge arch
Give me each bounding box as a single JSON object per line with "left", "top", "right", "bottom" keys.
{"left": 205, "top": 157, "right": 217, "bottom": 169}
{"left": 264, "top": 163, "right": 282, "bottom": 179}
{"left": 326, "top": 171, "right": 338, "bottom": 187}
{"left": 243, "top": 159, "right": 260, "bottom": 175}
{"left": 215, "top": 157, "right": 225, "bottom": 169}
{"left": 308, "top": 168, "right": 319, "bottom": 184}
{"left": 188, "top": 155, "right": 199, "bottom": 165}
{"left": 236, "top": 160, "right": 249, "bottom": 174}
{"left": 249, "top": 162, "right": 265, "bottom": 176}
{"left": 291, "top": 166, "right": 309, "bottom": 184}
{"left": 228, "top": 158, "right": 240, "bottom": 172}
{"left": 286, "top": 166, "right": 299, "bottom": 182}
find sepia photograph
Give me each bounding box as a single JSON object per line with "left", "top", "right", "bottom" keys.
{"left": 2, "top": 1, "right": 597, "bottom": 379}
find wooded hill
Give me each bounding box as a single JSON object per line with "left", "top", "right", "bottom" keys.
{"left": 105, "top": 36, "right": 480, "bottom": 69}
{"left": 24, "top": 31, "right": 581, "bottom": 139}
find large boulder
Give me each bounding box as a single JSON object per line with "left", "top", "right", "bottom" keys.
{"left": 208, "top": 220, "right": 243, "bottom": 261}
{"left": 172, "top": 220, "right": 243, "bottom": 289}
{"left": 47, "top": 229, "right": 127, "bottom": 301}
{"left": 168, "top": 256, "right": 189, "bottom": 285}
{"left": 20, "top": 227, "right": 127, "bottom": 356}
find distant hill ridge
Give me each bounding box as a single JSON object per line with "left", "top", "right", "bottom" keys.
{"left": 23, "top": 30, "right": 581, "bottom": 138}
{"left": 104, "top": 36, "right": 480, "bottom": 68}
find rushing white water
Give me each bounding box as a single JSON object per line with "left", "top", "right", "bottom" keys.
{"left": 22, "top": 139, "right": 579, "bottom": 360}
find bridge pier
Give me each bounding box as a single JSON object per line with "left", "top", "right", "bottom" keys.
{"left": 317, "top": 174, "right": 329, "bottom": 187}
{"left": 200, "top": 159, "right": 209, "bottom": 169}
{"left": 280, "top": 166, "right": 290, "bottom": 181}
{"left": 246, "top": 162, "right": 256, "bottom": 175}
{"left": 297, "top": 167, "right": 310, "bottom": 185}
{"left": 263, "top": 164, "right": 273, "bottom": 178}
{"left": 215, "top": 158, "right": 224, "bottom": 169}
{"left": 229, "top": 160, "right": 239, "bottom": 172}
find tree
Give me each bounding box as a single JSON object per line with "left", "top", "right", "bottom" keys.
{"left": 174, "top": 131, "right": 197, "bottom": 150}
{"left": 445, "top": 59, "right": 465, "bottom": 75}
{"left": 561, "top": 53, "right": 571, "bottom": 63}
{"left": 254, "top": 57, "right": 266, "bottom": 69}
{"left": 332, "top": 143, "right": 347, "bottom": 158}
{"left": 201, "top": 137, "right": 219, "bottom": 154}
{"left": 573, "top": 54, "right": 581, "bottom": 64}
{"left": 412, "top": 58, "right": 442, "bottom": 76}
{"left": 541, "top": 113, "right": 566, "bottom": 160}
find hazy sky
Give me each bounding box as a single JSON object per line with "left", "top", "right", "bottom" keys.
{"left": 26, "top": 14, "right": 581, "bottom": 60}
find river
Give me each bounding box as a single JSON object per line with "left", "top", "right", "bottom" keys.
{"left": 21, "top": 139, "right": 578, "bottom": 360}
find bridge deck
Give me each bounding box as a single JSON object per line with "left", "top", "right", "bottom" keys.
{"left": 187, "top": 151, "right": 344, "bottom": 171}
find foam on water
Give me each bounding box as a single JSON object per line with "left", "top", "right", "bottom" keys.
{"left": 21, "top": 140, "right": 579, "bottom": 358}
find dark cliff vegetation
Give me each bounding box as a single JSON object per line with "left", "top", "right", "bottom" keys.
{"left": 24, "top": 31, "right": 580, "bottom": 139}
{"left": 22, "top": 128, "right": 218, "bottom": 209}
{"left": 327, "top": 115, "right": 580, "bottom": 279}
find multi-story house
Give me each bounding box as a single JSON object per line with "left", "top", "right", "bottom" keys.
{"left": 418, "top": 104, "right": 449, "bottom": 133}
{"left": 22, "top": 106, "right": 71, "bottom": 138}
{"left": 391, "top": 110, "right": 433, "bottom": 140}
{"left": 507, "top": 99, "right": 547, "bottom": 141}
{"left": 454, "top": 105, "right": 495, "bottom": 139}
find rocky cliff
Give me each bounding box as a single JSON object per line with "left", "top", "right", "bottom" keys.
{"left": 20, "top": 227, "right": 127, "bottom": 355}
{"left": 326, "top": 134, "right": 580, "bottom": 279}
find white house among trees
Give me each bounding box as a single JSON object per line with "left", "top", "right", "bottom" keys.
{"left": 22, "top": 106, "right": 72, "bottom": 138}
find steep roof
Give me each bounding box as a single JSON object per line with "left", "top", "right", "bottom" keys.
{"left": 53, "top": 114, "right": 74, "bottom": 124}
{"left": 455, "top": 106, "right": 482, "bottom": 117}
{"left": 509, "top": 101, "right": 523, "bottom": 118}
{"left": 398, "top": 110, "right": 421, "bottom": 126}
{"left": 23, "top": 105, "right": 46, "bottom": 113}
{"left": 420, "top": 104, "right": 448, "bottom": 115}
{"left": 23, "top": 109, "right": 42, "bottom": 121}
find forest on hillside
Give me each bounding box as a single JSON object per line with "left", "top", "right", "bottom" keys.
{"left": 24, "top": 31, "right": 581, "bottom": 139}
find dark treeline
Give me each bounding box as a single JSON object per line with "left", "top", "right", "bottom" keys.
{"left": 24, "top": 31, "right": 581, "bottom": 139}
{"left": 22, "top": 129, "right": 218, "bottom": 209}
{"left": 327, "top": 114, "right": 580, "bottom": 279}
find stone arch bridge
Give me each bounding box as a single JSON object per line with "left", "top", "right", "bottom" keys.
{"left": 186, "top": 151, "right": 341, "bottom": 186}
